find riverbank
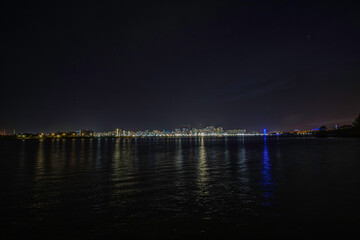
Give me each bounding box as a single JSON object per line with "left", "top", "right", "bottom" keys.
{"left": 315, "top": 128, "right": 360, "bottom": 138}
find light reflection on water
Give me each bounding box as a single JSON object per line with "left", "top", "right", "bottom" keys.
{"left": 2, "top": 137, "right": 360, "bottom": 238}
{"left": 237, "top": 137, "right": 248, "bottom": 183}
{"left": 262, "top": 136, "right": 273, "bottom": 207}
{"left": 197, "top": 137, "right": 209, "bottom": 198}
{"left": 35, "top": 140, "right": 45, "bottom": 180}
{"left": 96, "top": 138, "right": 102, "bottom": 167}
{"left": 175, "top": 138, "right": 183, "bottom": 169}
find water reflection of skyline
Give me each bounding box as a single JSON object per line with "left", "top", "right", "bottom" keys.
{"left": 35, "top": 140, "right": 45, "bottom": 181}
{"left": 175, "top": 138, "right": 183, "bottom": 169}
{"left": 262, "top": 137, "right": 273, "bottom": 207}
{"left": 237, "top": 136, "right": 248, "bottom": 183}
{"left": 28, "top": 137, "right": 276, "bottom": 218}
{"left": 111, "top": 138, "right": 136, "bottom": 204}
{"left": 197, "top": 137, "right": 209, "bottom": 198}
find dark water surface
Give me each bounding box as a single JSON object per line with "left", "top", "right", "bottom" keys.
{"left": 1, "top": 137, "right": 360, "bottom": 239}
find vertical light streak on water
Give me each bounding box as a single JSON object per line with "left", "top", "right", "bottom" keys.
{"left": 111, "top": 138, "right": 136, "bottom": 198}
{"left": 88, "top": 138, "right": 93, "bottom": 164}
{"left": 96, "top": 138, "right": 102, "bottom": 167}
{"left": 224, "top": 137, "right": 230, "bottom": 167}
{"left": 262, "top": 136, "right": 273, "bottom": 207}
{"left": 197, "top": 137, "right": 209, "bottom": 198}
{"left": 48, "top": 140, "right": 54, "bottom": 172}
{"left": 70, "top": 139, "right": 76, "bottom": 167}
{"left": 80, "top": 138, "right": 85, "bottom": 166}
{"left": 51, "top": 139, "right": 60, "bottom": 176}
{"left": 35, "top": 140, "right": 45, "bottom": 180}
{"left": 237, "top": 136, "right": 247, "bottom": 175}
{"left": 173, "top": 138, "right": 184, "bottom": 196}
{"left": 237, "top": 136, "right": 250, "bottom": 196}
{"left": 103, "top": 138, "right": 109, "bottom": 163}
{"left": 111, "top": 138, "right": 126, "bottom": 206}
{"left": 123, "top": 138, "right": 135, "bottom": 173}
{"left": 60, "top": 139, "right": 66, "bottom": 173}
{"left": 133, "top": 138, "right": 139, "bottom": 165}
{"left": 175, "top": 138, "right": 183, "bottom": 170}
{"left": 32, "top": 140, "right": 48, "bottom": 212}
{"left": 129, "top": 139, "right": 139, "bottom": 177}
{"left": 112, "top": 138, "right": 121, "bottom": 181}
{"left": 222, "top": 137, "right": 232, "bottom": 199}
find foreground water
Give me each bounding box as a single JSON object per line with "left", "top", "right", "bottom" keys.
{"left": 1, "top": 137, "right": 360, "bottom": 239}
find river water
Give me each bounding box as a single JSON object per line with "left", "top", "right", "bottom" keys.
{"left": 1, "top": 137, "right": 360, "bottom": 239}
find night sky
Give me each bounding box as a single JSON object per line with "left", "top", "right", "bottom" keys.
{"left": 2, "top": 1, "right": 360, "bottom": 132}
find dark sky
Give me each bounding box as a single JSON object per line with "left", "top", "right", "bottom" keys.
{"left": 2, "top": 1, "right": 360, "bottom": 132}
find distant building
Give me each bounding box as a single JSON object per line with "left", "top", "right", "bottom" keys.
{"left": 80, "top": 129, "right": 94, "bottom": 136}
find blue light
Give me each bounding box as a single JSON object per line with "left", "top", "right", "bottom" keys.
{"left": 262, "top": 141, "right": 273, "bottom": 206}
{"left": 263, "top": 129, "right": 267, "bottom": 135}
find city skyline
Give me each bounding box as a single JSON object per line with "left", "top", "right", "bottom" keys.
{"left": 1, "top": 122, "right": 345, "bottom": 137}
{"left": 0, "top": 116, "right": 353, "bottom": 135}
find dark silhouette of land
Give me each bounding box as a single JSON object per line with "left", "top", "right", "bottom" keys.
{"left": 315, "top": 113, "right": 360, "bottom": 138}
